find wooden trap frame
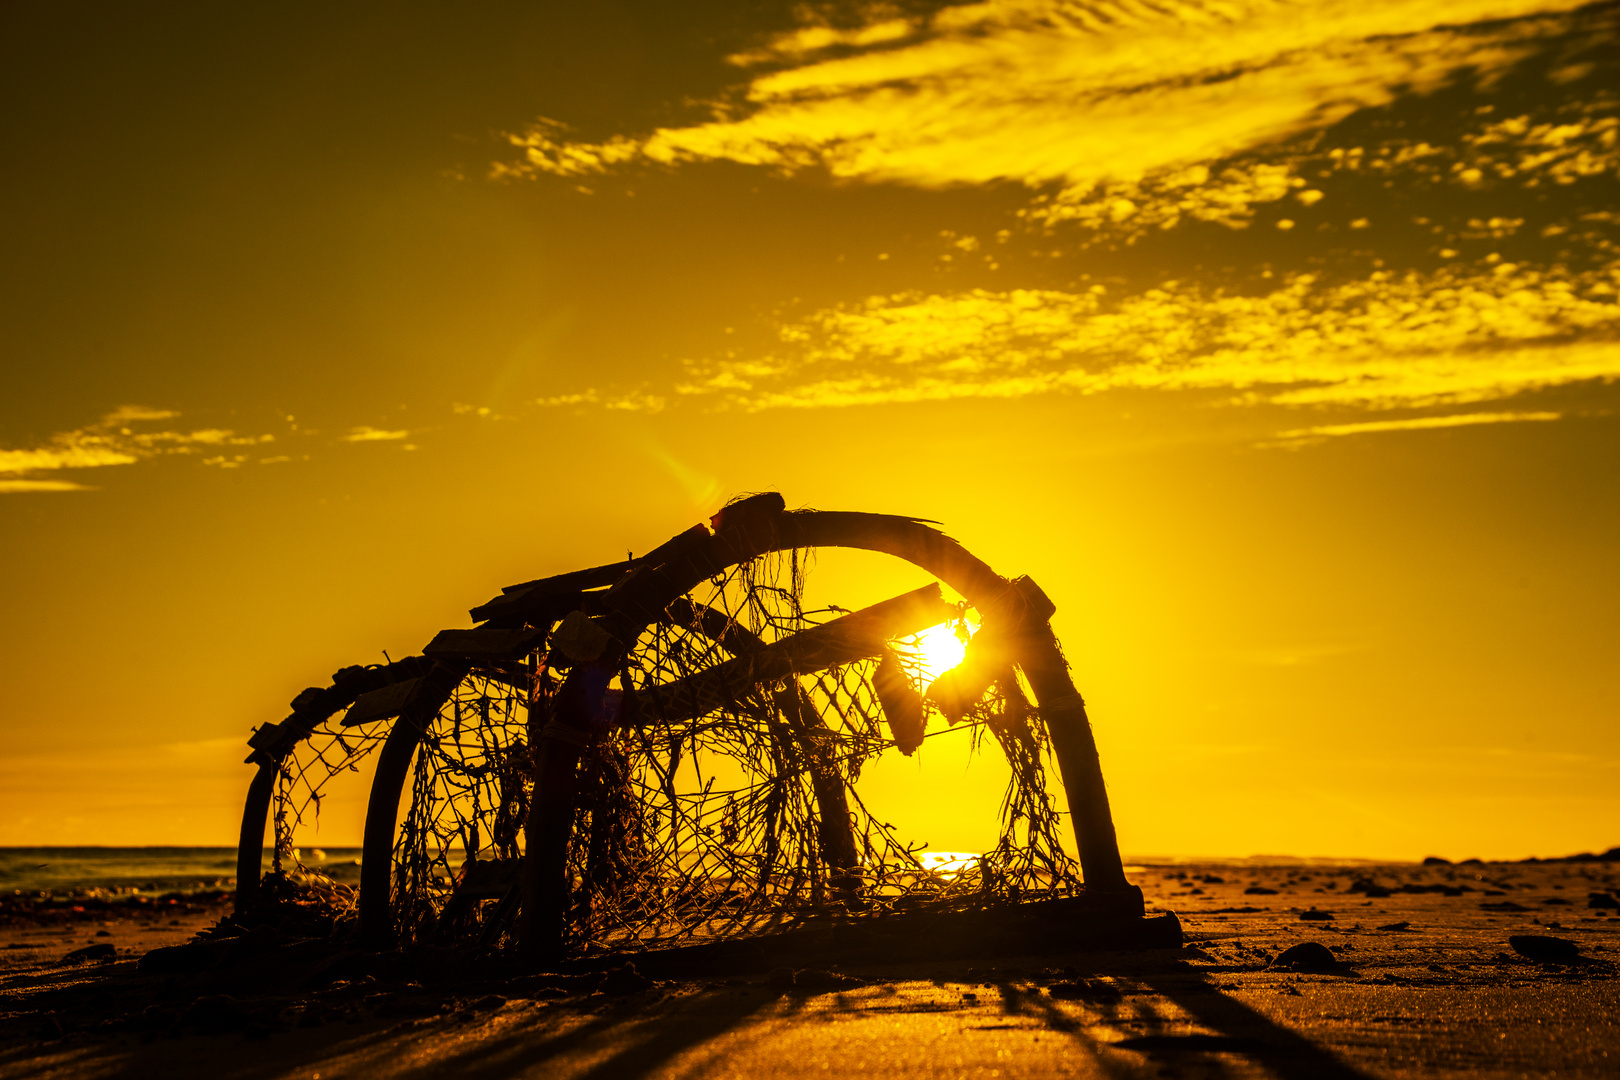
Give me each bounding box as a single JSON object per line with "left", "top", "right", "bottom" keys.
{"left": 235, "top": 494, "right": 1177, "bottom": 967}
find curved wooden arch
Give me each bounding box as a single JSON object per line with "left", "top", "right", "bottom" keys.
{"left": 520, "top": 498, "right": 1129, "bottom": 957}
{"left": 236, "top": 656, "right": 436, "bottom": 914}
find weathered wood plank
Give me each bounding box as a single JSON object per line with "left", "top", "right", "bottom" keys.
{"left": 470, "top": 559, "right": 639, "bottom": 624}
{"left": 342, "top": 677, "right": 425, "bottom": 727}
{"left": 423, "top": 626, "right": 547, "bottom": 661}
{"left": 637, "top": 583, "right": 955, "bottom": 726}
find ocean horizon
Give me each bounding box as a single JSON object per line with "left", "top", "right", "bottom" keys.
{"left": 0, "top": 846, "right": 1435, "bottom": 899}
{"left": 0, "top": 846, "right": 363, "bottom": 897}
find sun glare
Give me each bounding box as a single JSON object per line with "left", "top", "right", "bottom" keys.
{"left": 918, "top": 851, "right": 979, "bottom": 879}
{"left": 913, "top": 621, "right": 969, "bottom": 684}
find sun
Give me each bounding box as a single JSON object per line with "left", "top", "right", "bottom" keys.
{"left": 913, "top": 621, "right": 969, "bottom": 684}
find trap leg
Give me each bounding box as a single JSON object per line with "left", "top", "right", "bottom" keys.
{"left": 1017, "top": 624, "right": 1129, "bottom": 893}
{"left": 234, "top": 761, "right": 278, "bottom": 915}
{"left": 358, "top": 660, "right": 469, "bottom": 948}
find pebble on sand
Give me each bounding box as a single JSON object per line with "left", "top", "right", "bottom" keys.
{"left": 1508, "top": 935, "right": 1580, "bottom": 962}
{"left": 1270, "top": 942, "right": 1339, "bottom": 972}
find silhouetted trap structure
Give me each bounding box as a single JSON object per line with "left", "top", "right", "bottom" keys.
{"left": 235, "top": 495, "right": 1177, "bottom": 968}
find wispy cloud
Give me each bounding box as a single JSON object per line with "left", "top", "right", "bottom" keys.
{"left": 1274, "top": 409, "right": 1561, "bottom": 441}
{"left": 0, "top": 407, "right": 276, "bottom": 493}
{"left": 499, "top": 0, "right": 1592, "bottom": 203}
{"left": 1024, "top": 103, "right": 1620, "bottom": 238}
{"left": 533, "top": 389, "right": 666, "bottom": 412}
{"left": 0, "top": 479, "right": 98, "bottom": 494}
{"left": 668, "top": 263, "right": 1620, "bottom": 411}
{"left": 499, "top": 0, "right": 1617, "bottom": 435}
{"left": 339, "top": 426, "right": 411, "bottom": 442}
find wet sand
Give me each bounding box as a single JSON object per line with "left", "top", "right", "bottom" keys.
{"left": 2, "top": 862, "right": 1615, "bottom": 1079}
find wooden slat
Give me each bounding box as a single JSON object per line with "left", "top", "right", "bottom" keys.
{"left": 245, "top": 720, "right": 285, "bottom": 752}
{"left": 498, "top": 557, "right": 639, "bottom": 596}
{"left": 342, "top": 677, "right": 424, "bottom": 727}
{"left": 470, "top": 559, "right": 640, "bottom": 624}
{"left": 423, "top": 626, "right": 546, "bottom": 661}
{"left": 637, "top": 583, "right": 955, "bottom": 726}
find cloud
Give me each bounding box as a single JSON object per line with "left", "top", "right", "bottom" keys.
{"left": 494, "top": 0, "right": 1618, "bottom": 435}
{"left": 534, "top": 389, "right": 666, "bottom": 412}
{"left": 0, "top": 443, "right": 139, "bottom": 474}
{"left": 1274, "top": 409, "right": 1561, "bottom": 441}
{"left": 1026, "top": 99, "right": 1620, "bottom": 238}
{"left": 499, "top": 0, "right": 1593, "bottom": 205}
{"left": 669, "top": 262, "right": 1620, "bottom": 411}
{"left": 0, "top": 407, "right": 276, "bottom": 493}
{"left": 0, "top": 479, "right": 98, "bottom": 493}
{"left": 339, "top": 426, "right": 410, "bottom": 442}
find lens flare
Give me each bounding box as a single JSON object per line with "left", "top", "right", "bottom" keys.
{"left": 913, "top": 622, "right": 969, "bottom": 684}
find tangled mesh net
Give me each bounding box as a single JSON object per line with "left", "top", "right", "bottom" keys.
{"left": 272, "top": 549, "right": 1080, "bottom": 953}
{"left": 268, "top": 718, "right": 389, "bottom": 921}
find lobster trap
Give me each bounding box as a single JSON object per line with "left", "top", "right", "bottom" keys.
{"left": 237, "top": 495, "right": 1169, "bottom": 964}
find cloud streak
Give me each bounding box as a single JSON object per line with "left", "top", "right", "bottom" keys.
{"left": 511, "top": 0, "right": 1617, "bottom": 433}
{"left": 0, "top": 407, "right": 276, "bottom": 493}
{"left": 1274, "top": 409, "right": 1562, "bottom": 441}
{"left": 670, "top": 263, "right": 1620, "bottom": 411}
{"left": 500, "top": 0, "right": 1593, "bottom": 201}
{"left": 340, "top": 426, "right": 411, "bottom": 442}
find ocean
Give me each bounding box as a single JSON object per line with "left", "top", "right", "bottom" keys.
{"left": 0, "top": 847, "right": 363, "bottom": 897}
{"left": 0, "top": 847, "right": 1412, "bottom": 899}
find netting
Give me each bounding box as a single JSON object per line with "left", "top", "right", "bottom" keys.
{"left": 268, "top": 715, "right": 390, "bottom": 915}
{"left": 272, "top": 548, "right": 1081, "bottom": 953}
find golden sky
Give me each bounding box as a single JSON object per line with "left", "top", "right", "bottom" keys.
{"left": 1, "top": 0, "right": 1615, "bottom": 861}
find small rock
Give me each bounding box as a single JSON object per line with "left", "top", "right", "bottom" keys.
{"left": 1587, "top": 892, "right": 1618, "bottom": 909}
{"left": 1508, "top": 935, "right": 1580, "bottom": 962}
{"left": 1244, "top": 886, "right": 1279, "bottom": 896}
{"left": 1299, "top": 908, "right": 1335, "bottom": 921}
{"left": 94, "top": 930, "right": 112, "bottom": 937}
{"left": 1346, "top": 878, "right": 1393, "bottom": 898}
{"left": 62, "top": 943, "right": 116, "bottom": 964}
{"left": 1377, "top": 921, "right": 1413, "bottom": 932}
{"left": 1269, "top": 942, "right": 1338, "bottom": 972}
{"left": 1422, "top": 856, "right": 1452, "bottom": 866}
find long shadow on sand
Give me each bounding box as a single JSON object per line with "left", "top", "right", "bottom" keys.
{"left": 386, "top": 986, "right": 782, "bottom": 1080}
{"left": 0, "top": 959, "right": 1379, "bottom": 1080}
{"left": 989, "top": 958, "right": 1376, "bottom": 1080}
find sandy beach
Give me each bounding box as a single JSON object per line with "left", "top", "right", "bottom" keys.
{"left": 2, "top": 859, "right": 1614, "bottom": 1079}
